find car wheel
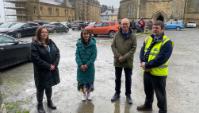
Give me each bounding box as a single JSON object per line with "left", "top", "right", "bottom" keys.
{"left": 16, "top": 33, "right": 21, "bottom": 38}
{"left": 109, "top": 31, "right": 116, "bottom": 38}
{"left": 65, "top": 29, "right": 69, "bottom": 33}
{"left": 176, "top": 27, "right": 181, "bottom": 31}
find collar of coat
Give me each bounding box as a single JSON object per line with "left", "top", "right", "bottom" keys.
{"left": 33, "top": 39, "right": 53, "bottom": 47}
{"left": 151, "top": 33, "right": 165, "bottom": 42}
{"left": 119, "top": 28, "right": 133, "bottom": 39}
{"left": 76, "top": 37, "right": 96, "bottom": 47}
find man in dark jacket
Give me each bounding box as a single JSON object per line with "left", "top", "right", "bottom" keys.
{"left": 111, "top": 18, "right": 137, "bottom": 104}
{"left": 137, "top": 20, "right": 173, "bottom": 113}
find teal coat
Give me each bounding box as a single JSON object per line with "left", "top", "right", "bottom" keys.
{"left": 75, "top": 38, "right": 97, "bottom": 84}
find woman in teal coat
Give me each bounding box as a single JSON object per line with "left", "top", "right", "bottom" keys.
{"left": 75, "top": 29, "right": 97, "bottom": 101}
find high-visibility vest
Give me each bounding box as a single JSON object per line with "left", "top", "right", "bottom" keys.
{"left": 144, "top": 35, "right": 173, "bottom": 76}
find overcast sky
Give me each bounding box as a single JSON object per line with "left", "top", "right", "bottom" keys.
{"left": 99, "top": 0, "right": 121, "bottom": 8}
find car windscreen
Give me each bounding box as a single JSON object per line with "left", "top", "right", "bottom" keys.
{"left": 88, "top": 22, "right": 95, "bottom": 26}
{"left": 10, "top": 23, "right": 25, "bottom": 29}
{"left": 43, "top": 24, "right": 55, "bottom": 27}
{"left": 0, "top": 23, "right": 16, "bottom": 28}
{"left": 0, "top": 35, "right": 15, "bottom": 44}
{"left": 94, "top": 23, "right": 103, "bottom": 27}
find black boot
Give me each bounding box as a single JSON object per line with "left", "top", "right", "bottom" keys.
{"left": 137, "top": 104, "right": 152, "bottom": 111}
{"left": 126, "top": 95, "right": 133, "bottom": 105}
{"left": 37, "top": 103, "right": 45, "bottom": 113}
{"left": 111, "top": 93, "right": 120, "bottom": 102}
{"left": 47, "top": 100, "right": 56, "bottom": 110}
{"left": 159, "top": 109, "right": 167, "bottom": 113}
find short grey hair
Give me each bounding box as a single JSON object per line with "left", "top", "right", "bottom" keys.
{"left": 153, "top": 20, "right": 165, "bottom": 29}
{"left": 121, "top": 18, "right": 130, "bottom": 27}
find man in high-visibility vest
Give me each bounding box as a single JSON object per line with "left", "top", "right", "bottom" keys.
{"left": 137, "top": 20, "right": 173, "bottom": 113}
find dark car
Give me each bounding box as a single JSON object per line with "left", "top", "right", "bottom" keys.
{"left": 0, "top": 34, "right": 31, "bottom": 70}
{"left": 71, "top": 22, "right": 87, "bottom": 30}
{"left": 43, "top": 22, "right": 69, "bottom": 33}
{"left": 33, "top": 20, "right": 49, "bottom": 26}
{"left": 0, "top": 22, "right": 39, "bottom": 38}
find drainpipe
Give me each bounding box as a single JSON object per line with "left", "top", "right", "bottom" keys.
{"left": 183, "top": 0, "right": 187, "bottom": 23}
{"left": 137, "top": 0, "right": 140, "bottom": 19}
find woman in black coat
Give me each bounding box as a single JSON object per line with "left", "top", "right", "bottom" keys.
{"left": 31, "top": 27, "right": 60, "bottom": 113}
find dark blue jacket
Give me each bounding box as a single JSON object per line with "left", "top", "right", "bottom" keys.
{"left": 140, "top": 34, "right": 173, "bottom": 69}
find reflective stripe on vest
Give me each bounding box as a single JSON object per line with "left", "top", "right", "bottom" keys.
{"left": 144, "top": 35, "right": 171, "bottom": 76}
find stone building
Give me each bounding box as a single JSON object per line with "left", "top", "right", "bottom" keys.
{"left": 118, "top": 0, "right": 199, "bottom": 24}
{"left": 101, "top": 7, "right": 118, "bottom": 21}
{"left": 27, "top": 0, "right": 75, "bottom": 22}
{"left": 2, "top": 0, "right": 100, "bottom": 22}
{"left": 74, "top": 0, "right": 101, "bottom": 22}
{"left": 184, "top": 0, "right": 199, "bottom": 24}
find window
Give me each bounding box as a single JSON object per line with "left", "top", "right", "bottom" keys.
{"left": 22, "top": 24, "right": 31, "bottom": 28}
{"left": 102, "top": 22, "right": 109, "bottom": 26}
{"left": 33, "top": 6, "right": 36, "bottom": 14}
{"left": 40, "top": 6, "right": 43, "bottom": 11}
{"left": 48, "top": 8, "right": 52, "bottom": 15}
{"left": 56, "top": 8, "right": 59, "bottom": 16}
{"left": 94, "top": 23, "right": 103, "bottom": 27}
{"left": 29, "top": 23, "right": 39, "bottom": 27}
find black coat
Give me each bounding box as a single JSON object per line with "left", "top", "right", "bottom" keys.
{"left": 31, "top": 39, "right": 60, "bottom": 88}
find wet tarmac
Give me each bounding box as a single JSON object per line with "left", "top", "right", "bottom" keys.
{"left": 0, "top": 29, "right": 199, "bottom": 113}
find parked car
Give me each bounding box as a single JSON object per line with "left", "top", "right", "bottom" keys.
{"left": 83, "top": 22, "right": 96, "bottom": 32}
{"left": 67, "top": 23, "right": 72, "bottom": 28}
{"left": 43, "top": 22, "right": 69, "bottom": 33}
{"left": 0, "top": 22, "right": 39, "bottom": 38}
{"left": 60, "top": 21, "right": 71, "bottom": 28}
{"left": 186, "top": 22, "right": 197, "bottom": 28}
{"left": 85, "top": 21, "right": 119, "bottom": 38}
{"left": 165, "top": 20, "right": 184, "bottom": 30}
{"left": 33, "top": 20, "right": 49, "bottom": 26}
{"left": 71, "top": 22, "right": 87, "bottom": 30}
{"left": 0, "top": 34, "right": 31, "bottom": 70}
{"left": 85, "top": 22, "right": 96, "bottom": 28}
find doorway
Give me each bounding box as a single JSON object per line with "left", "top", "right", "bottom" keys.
{"left": 157, "top": 14, "right": 164, "bottom": 22}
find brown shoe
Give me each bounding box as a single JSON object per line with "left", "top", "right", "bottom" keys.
{"left": 137, "top": 104, "right": 152, "bottom": 111}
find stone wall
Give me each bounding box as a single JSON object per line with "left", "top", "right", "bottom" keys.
{"left": 118, "top": 0, "right": 199, "bottom": 24}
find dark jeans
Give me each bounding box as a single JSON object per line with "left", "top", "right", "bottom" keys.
{"left": 37, "top": 87, "right": 52, "bottom": 103}
{"left": 144, "top": 72, "right": 167, "bottom": 113}
{"left": 114, "top": 67, "right": 132, "bottom": 96}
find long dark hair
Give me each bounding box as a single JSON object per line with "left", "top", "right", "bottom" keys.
{"left": 35, "top": 27, "right": 49, "bottom": 44}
